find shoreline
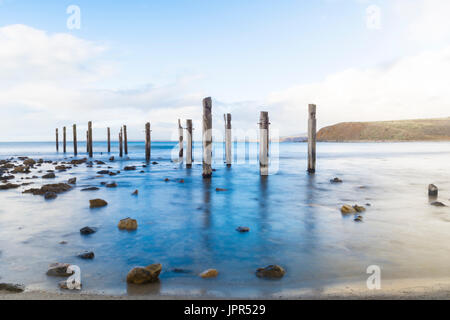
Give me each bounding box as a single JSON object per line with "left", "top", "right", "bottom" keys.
{"left": 2, "top": 278, "right": 449, "bottom": 300}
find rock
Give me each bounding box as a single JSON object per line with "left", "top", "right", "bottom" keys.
{"left": 256, "top": 265, "right": 286, "bottom": 279}
{"left": 59, "top": 241, "right": 68, "bottom": 245}
{"left": 118, "top": 218, "right": 138, "bottom": 230}
{"left": 354, "top": 215, "right": 363, "bottom": 222}
{"left": 78, "top": 251, "right": 95, "bottom": 259}
{"left": 109, "top": 156, "right": 115, "bottom": 161}
{"left": 199, "top": 269, "right": 219, "bottom": 279}
{"left": 89, "top": 199, "right": 108, "bottom": 208}
{"left": 0, "top": 283, "right": 25, "bottom": 293}
{"left": 236, "top": 226, "right": 250, "bottom": 233}
{"left": 353, "top": 205, "right": 366, "bottom": 213}
{"left": 46, "top": 263, "right": 73, "bottom": 277}
{"left": 108, "top": 172, "right": 117, "bottom": 176}
{"left": 132, "top": 189, "right": 138, "bottom": 195}
{"left": 171, "top": 268, "right": 192, "bottom": 274}
{"left": 23, "top": 183, "right": 72, "bottom": 196}
{"left": 81, "top": 187, "right": 99, "bottom": 191}
{"left": 179, "top": 179, "right": 185, "bottom": 183}
{"left": 0, "top": 183, "right": 20, "bottom": 190}
{"left": 124, "top": 166, "right": 136, "bottom": 171}
{"left": 23, "top": 159, "right": 36, "bottom": 166}
{"left": 95, "top": 160, "right": 105, "bottom": 165}
{"left": 12, "top": 166, "right": 30, "bottom": 174}
{"left": 55, "top": 165, "right": 69, "bottom": 171}
{"left": 44, "top": 192, "right": 57, "bottom": 200}
{"left": 42, "top": 173, "right": 56, "bottom": 179}
{"left": 80, "top": 226, "right": 97, "bottom": 235}
{"left": 341, "top": 205, "right": 357, "bottom": 214}
{"left": 216, "top": 188, "right": 228, "bottom": 192}
{"left": 70, "top": 158, "right": 87, "bottom": 165}
{"left": 152, "top": 162, "right": 158, "bottom": 165}
{"left": 431, "top": 201, "right": 447, "bottom": 207}
{"left": 106, "top": 182, "right": 117, "bottom": 188}
{"left": 126, "top": 264, "right": 162, "bottom": 284}
{"left": 428, "top": 184, "right": 438, "bottom": 197}
{"left": 97, "top": 170, "right": 110, "bottom": 175}
{"left": 164, "top": 178, "right": 170, "bottom": 182}
{"left": 330, "top": 177, "right": 343, "bottom": 183}
{"left": 68, "top": 177, "right": 77, "bottom": 184}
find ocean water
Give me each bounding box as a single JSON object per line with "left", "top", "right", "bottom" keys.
{"left": 0, "top": 141, "right": 449, "bottom": 297}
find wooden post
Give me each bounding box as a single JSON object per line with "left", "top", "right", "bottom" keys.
{"left": 119, "top": 128, "right": 123, "bottom": 158}
{"left": 63, "top": 126, "right": 67, "bottom": 153}
{"left": 88, "top": 121, "right": 93, "bottom": 158}
{"left": 145, "top": 122, "right": 151, "bottom": 162}
{"left": 224, "top": 113, "right": 232, "bottom": 167}
{"left": 259, "top": 111, "right": 269, "bottom": 176}
{"left": 202, "top": 97, "right": 213, "bottom": 178}
{"left": 107, "top": 127, "right": 111, "bottom": 153}
{"left": 186, "top": 119, "right": 193, "bottom": 168}
{"left": 73, "top": 124, "right": 77, "bottom": 156}
{"left": 123, "top": 125, "right": 128, "bottom": 155}
{"left": 56, "top": 128, "right": 59, "bottom": 152}
{"left": 307, "top": 104, "right": 317, "bottom": 174}
{"left": 86, "top": 130, "right": 89, "bottom": 153}
{"left": 178, "top": 119, "right": 184, "bottom": 163}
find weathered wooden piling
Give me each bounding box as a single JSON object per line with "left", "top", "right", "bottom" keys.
{"left": 145, "top": 122, "right": 151, "bottom": 162}
{"left": 88, "top": 121, "right": 93, "bottom": 158}
{"left": 259, "top": 111, "right": 269, "bottom": 176}
{"left": 186, "top": 119, "right": 193, "bottom": 168}
{"left": 178, "top": 119, "right": 184, "bottom": 163}
{"left": 307, "top": 104, "right": 317, "bottom": 173}
{"left": 86, "top": 131, "right": 89, "bottom": 153}
{"left": 63, "top": 126, "right": 67, "bottom": 153}
{"left": 123, "top": 125, "right": 128, "bottom": 155}
{"left": 107, "top": 127, "right": 111, "bottom": 153}
{"left": 73, "top": 124, "right": 77, "bottom": 156}
{"left": 202, "top": 97, "right": 213, "bottom": 178}
{"left": 224, "top": 113, "right": 232, "bottom": 167}
{"left": 119, "top": 128, "right": 123, "bottom": 158}
{"left": 55, "top": 128, "right": 59, "bottom": 152}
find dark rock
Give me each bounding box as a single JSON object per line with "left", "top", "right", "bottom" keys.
{"left": 68, "top": 177, "right": 77, "bottom": 184}
{"left": 152, "top": 162, "right": 158, "bottom": 165}
{"left": 171, "top": 268, "right": 192, "bottom": 274}
{"left": 164, "top": 178, "right": 170, "bottom": 182}
{"left": 109, "top": 156, "right": 114, "bottom": 161}
{"left": 0, "top": 183, "right": 20, "bottom": 190}
{"left": 23, "top": 159, "right": 36, "bottom": 166}
{"left": 78, "top": 251, "right": 95, "bottom": 259}
{"left": 330, "top": 177, "right": 343, "bottom": 183}
{"left": 106, "top": 182, "right": 117, "bottom": 188}
{"left": 42, "top": 173, "right": 56, "bottom": 179}
{"left": 89, "top": 199, "right": 108, "bottom": 208}
{"left": 12, "top": 166, "right": 30, "bottom": 174}
{"left": 44, "top": 192, "right": 57, "bottom": 200}
{"left": 126, "top": 264, "right": 162, "bottom": 284}
{"left": 132, "top": 189, "right": 138, "bottom": 195}
{"left": 23, "top": 183, "right": 72, "bottom": 196}
{"left": 431, "top": 201, "right": 447, "bottom": 207}
{"left": 236, "top": 226, "right": 250, "bottom": 233}
{"left": 428, "top": 184, "right": 438, "bottom": 197}
{"left": 80, "top": 226, "right": 97, "bottom": 235}
{"left": 124, "top": 166, "right": 136, "bottom": 171}
{"left": 0, "top": 283, "right": 25, "bottom": 293}
{"left": 46, "top": 263, "right": 73, "bottom": 277}
{"left": 216, "top": 188, "right": 228, "bottom": 192}
{"left": 354, "top": 215, "right": 363, "bottom": 222}
{"left": 97, "top": 170, "right": 110, "bottom": 175}
{"left": 95, "top": 161, "right": 105, "bottom": 165}
{"left": 81, "top": 187, "right": 99, "bottom": 191}
{"left": 70, "top": 158, "right": 87, "bottom": 165}
{"left": 256, "top": 265, "right": 286, "bottom": 279}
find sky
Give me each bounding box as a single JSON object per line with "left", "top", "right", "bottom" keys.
{"left": 0, "top": 0, "right": 450, "bottom": 141}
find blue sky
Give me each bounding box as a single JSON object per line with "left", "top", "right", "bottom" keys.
{"left": 1, "top": 0, "right": 450, "bottom": 141}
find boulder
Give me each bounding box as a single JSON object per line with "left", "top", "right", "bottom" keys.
{"left": 341, "top": 205, "right": 356, "bottom": 214}
{"left": 42, "top": 173, "right": 56, "bottom": 179}
{"left": 126, "top": 264, "right": 162, "bottom": 284}
{"left": 23, "top": 183, "right": 72, "bottom": 196}
{"left": 70, "top": 158, "right": 87, "bottom": 165}
{"left": 118, "top": 218, "right": 138, "bottom": 230}
{"left": 0, "top": 183, "right": 20, "bottom": 190}
{"left": 80, "top": 226, "right": 97, "bottom": 235}
{"left": 256, "top": 265, "right": 286, "bottom": 279}
{"left": 431, "top": 201, "right": 447, "bottom": 207}
{"left": 97, "top": 170, "right": 110, "bottom": 175}
{"left": 23, "top": 159, "right": 36, "bottom": 166}
{"left": 12, "top": 166, "right": 30, "bottom": 174}
{"left": 78, "top": 251, "right": 95, "bottom": 259}
{"left": 199, "top": 269, "right": 219, "bottom": 279}
{"left": 89, "top": 199, "right": 108, "bottom": 208}
{"left": 0, "top": 283, "right": 25, "bottom": 293}
{"left": 428, "top": 184, "right": 438, "bottom": 197}
{"left": 44, "top": 192, "right": 57, "bottom": 200}
{"left": 68, "top": 177, "right": 77, "bottom": 184}
{"left": 46, "top": 263, "right": 73, "bottom": 277}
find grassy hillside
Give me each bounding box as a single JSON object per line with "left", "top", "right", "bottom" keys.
{"left": 316, "top": 118, "right": 450, "bottom": 142}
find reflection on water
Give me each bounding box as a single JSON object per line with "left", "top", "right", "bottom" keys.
{"left": 0, "top": 141, "right": 450, "bottom": 297}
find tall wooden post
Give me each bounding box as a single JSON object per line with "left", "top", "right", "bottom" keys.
{"left": 119, "top": 128, "right": 123, "bottom": 158}
{"left": 186, "top": 119, "right": 193, "bottom": 168}
{"left": 56, "top": 128, "right": 59, "bottom": 152}
{"left": 145, "top": 123, "right": 151, "bottom": 162}
{"left": 202, "top": 97, "right": 213, "bottom": 178}
{"left": 224, "top": 113, "right": 232, "bottom": 167}
{"left": 88, "top": 121, "right": 93, "bottom": 158}
{"left": 123, "top": 125, "right": 128, "bottom": 155}
{"left": 73, "top": 124, "right": 77, "bottom": 156}
{"left": 259, "top": 111, "right": 269, "bottom": 176}
{"left": 177, "top": 119, "right": 184, "bottom": 163}
{"left": 86, "top": 131, "right": 89, "bottom": 153}
{"left": 63, "top": 126, "right": 67, "bottom": 153}
{"left": 107, "top": 127, "right": 111, "bottom": 153}
{"left": 307, "top": 104, "right": 317, "bottom": 174}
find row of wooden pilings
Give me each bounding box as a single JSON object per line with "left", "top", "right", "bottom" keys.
{"left": 55, "top": 98, "right": 317, "bottom": 176}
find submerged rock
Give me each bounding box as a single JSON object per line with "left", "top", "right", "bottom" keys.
{"left": 353, "top": 205, "right": 366, "bottom": 213}
{"left": 78, "top": 251, "right": 95, "bottom": 259}
{"left": 23, "top": 183, "right": 72, "bottom": 196}
{"left": 68, "top": 177, "right": 77, "bottom": 184}
{"left": 236, "top": 226, "right": 250, "bottom": 233}
{"left": 80, "top": 226, "right": 97, "bottom": 235}
{"left": 341, "top": 205, "right": 357, "bottom": 214}
{"left": 216, "top": 188, "right": 228, "bottom": 192}
{"left": 124, "top": 166, "right": 136, "bottom": 171}
{"left": 81, "top": 187, "right": 99, "bottom": 191}
{"left": 42, "top": 173, "right": 56, "bottom": 179}
{"left": 0, "top": 183, "right": 20, "bottom": 190}
{"left": 46, "top": 263, "right": 73, "bottom": 277}
{"left": 354, "top": 215, "right": 364, "bottom": 222}
{"left": 199, "top": 269, "right": 219, "bottom": 279}
{"left": 132, "top": 189, "right": 138, "bottom": 195}
{"left": 126, "top": 263, "right": 162, "bottom": 284}
{"left": 0, "top": 283, "right": 25, "bottom": 293}
{"left": 118, "top": 218, "right": 138, "bottom": 230}
{"left": 330, "top": 177, "right": 343, "bottom": 183}
{"left": 23, "top": 159, "right": 36, "bottom": 166}
{"left": 431, "top": 201, "right": 447, "bottom": 207}
{"left": 70, "top": 158, "right": 87, "bottom": 165}
{"left": 89, "top": 199, "right": 108, "bottom": 208}
{"left": 256, "top": 265, "right": 286, "bottom": 279}
{"left": 106, "top": 182, "right": 117, "bottom": 188}
{"left": 44, "top": 192, "right": 57, "bottom": 200}
{"left": 97, "top": 170, "right": 110, "bottom": 175}
{"left": 428, "top": 184, "right": 438, "bottom": 197}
